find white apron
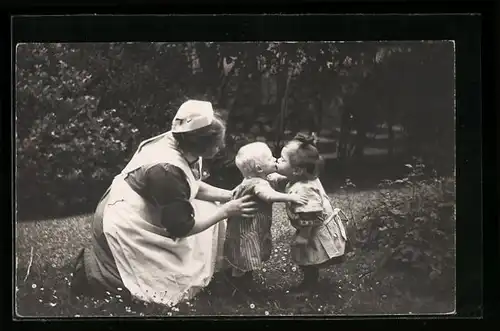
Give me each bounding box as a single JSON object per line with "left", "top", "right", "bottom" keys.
{"left": 102, "top": 132, "right": 227, "bottom": 306}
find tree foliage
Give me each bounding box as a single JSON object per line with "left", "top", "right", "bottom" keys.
{"left": 16, "top": 41, "right": 455, "bottom": 219}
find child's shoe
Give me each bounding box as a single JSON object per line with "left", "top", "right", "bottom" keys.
{"left": 288, "top": 266, "right": 319, "bottom": 296}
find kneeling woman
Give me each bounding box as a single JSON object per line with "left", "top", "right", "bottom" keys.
{"left": 71, "top": 100, "right": 257, "bottom": 306}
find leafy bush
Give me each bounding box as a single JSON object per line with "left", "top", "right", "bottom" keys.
{"left": 16, "top": 107, "right": 141, "bottom": 219}
{"left": 338, "top": 160, "right": 455, "bottom": 297}
{"left": 15, "top": 43, "right": 189, "bottom": 219}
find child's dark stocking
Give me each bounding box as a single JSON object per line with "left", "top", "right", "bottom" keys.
{"left": 289, "top": 265, "right": 319, "bottom": 294}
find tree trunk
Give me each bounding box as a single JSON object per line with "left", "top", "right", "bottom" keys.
{"left": 309, "top": 95, "right": 322, "bottom": 134}
{"left": 387, "top": 119, "right": 395, "bottom": 158}
{"left": 338, "top": 108, "right": 352, "bottom": 161}
{"left": 353, "top": 124, "right": 367, "bottom": 159}
{"left": 272, "top": 59, "right": 291, "bottom": 155}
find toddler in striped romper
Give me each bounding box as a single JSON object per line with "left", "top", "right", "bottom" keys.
{"left": 223, "top": 142, "right": 308, "bottom": 290}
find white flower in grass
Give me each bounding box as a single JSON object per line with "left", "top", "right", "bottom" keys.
{"left": 264, "top": 311, "right": 269, "bottom": 316}
{"left": 31, "top": 284, "right": 37, "bottom": 289}
{"left": 250, "top": 303, "right": 255, "bottom": 309}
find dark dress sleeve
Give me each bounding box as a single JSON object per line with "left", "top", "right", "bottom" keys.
{"left": 125, "top": 163, "right": 195, "bottom": 238}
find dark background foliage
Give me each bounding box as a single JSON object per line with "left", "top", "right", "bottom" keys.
{"left": 15, "top": 41, "right": 455, "bottom": 220}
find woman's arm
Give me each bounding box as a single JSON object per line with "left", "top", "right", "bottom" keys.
{"left": 136, "top": 164, "right": 196, "bottom": 238}
{"left": 195, "top": 181, "right": 232, "bottom": 203}
{"left": 187, "top": 195, "right": 257, "bottom": 236}
{"left": 186, "top": 207, "right": 228, "bottom": 236}
{"left": 129, "top": 163, "right": 256, "bottom": 238}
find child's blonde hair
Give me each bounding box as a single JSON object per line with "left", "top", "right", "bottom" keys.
{"left": 235, "top": 142, "right": 272, "bottom": 176}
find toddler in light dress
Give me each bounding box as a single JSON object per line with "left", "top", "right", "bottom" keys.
{"left": 269, "top": 133, "right": 351, "bottom": 295}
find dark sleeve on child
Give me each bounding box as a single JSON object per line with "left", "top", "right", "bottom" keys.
{"left": 125, "top": 163, "right": 195, "bottom": 238}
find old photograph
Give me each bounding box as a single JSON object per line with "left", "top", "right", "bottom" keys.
{"left": 15, "top": 41, "right": 456, "bottom": 317}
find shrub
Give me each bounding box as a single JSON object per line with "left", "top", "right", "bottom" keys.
{"left": 15, "top": 43, "right": 186, "bottom": 219}
{"left": 338, "top": 160, "right": 456, "bottom": 297}
{"left": 16, "top": 107, "right": 140, "bottom": 220}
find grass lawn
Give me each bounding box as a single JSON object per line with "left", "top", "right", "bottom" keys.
{"left": 15, "top": 188, "right": 455, "bottom": 318}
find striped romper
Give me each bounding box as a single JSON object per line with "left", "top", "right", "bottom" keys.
{"left": 223, "top": 177, "right": 273, "bottom": 275}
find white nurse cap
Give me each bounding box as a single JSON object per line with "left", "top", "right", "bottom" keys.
{"left": 171, "top": 100, "right": 215, "bottom": 133}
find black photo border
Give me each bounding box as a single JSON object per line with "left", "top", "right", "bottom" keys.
{"left": 4, "top": 1, "right": 497, "bottom": 329}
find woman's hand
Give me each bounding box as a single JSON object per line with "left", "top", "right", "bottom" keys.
{"left": 222, "top": 194, "right": 258, "bottom": 218}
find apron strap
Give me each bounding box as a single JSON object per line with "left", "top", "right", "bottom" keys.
{"left": 96, "top": 185, "right": 112, "bottom": 209}
{"left": 135, "top": 132, "right": 171, "bottom": 155}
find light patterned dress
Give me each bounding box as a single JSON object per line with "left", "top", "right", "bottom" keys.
{"left": 223, "top": 178, "right": 273, "bottom": 273}
{"left": 285, "top": 178, "right": 348, "bottom": 266}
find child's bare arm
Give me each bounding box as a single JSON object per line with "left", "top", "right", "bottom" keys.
{"left": 255, "top": 183, "right": 307, "bottom": 204}
{"left": 266, "top": 173, "right": 288, "bottom": 191}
